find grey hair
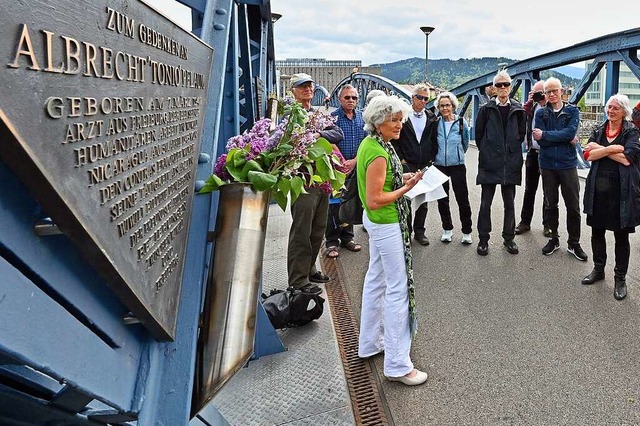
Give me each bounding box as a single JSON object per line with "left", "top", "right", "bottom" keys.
{"left": 435, "top": 91, "right": 459, "bottom": 110}
{"left": 606, "top": 93, "right": 633, "bottom": 120}
{"left": 413, "top": 83, "right": 430, "bottom": 95}
{"left": 493, "top": 69, "right": 512, "bottom": 85}
{"left": 363, "top": 95, "right": 413, "bottom": 133}
{"left": 338, "top": 84, "right": 357, "bottom": 96}
{"left": 365, "top": 89, "right": 386, "bottom": 104}
{"left": 543, "top": 77, "right": 563, "bottom": 90}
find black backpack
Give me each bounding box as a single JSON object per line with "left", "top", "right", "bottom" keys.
{"left": 261, "top": 288, "right": 324, "bottom": 329}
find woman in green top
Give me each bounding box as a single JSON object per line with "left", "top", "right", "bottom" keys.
{"left": 356, "top": 94, "right": 428, "bottom": 386}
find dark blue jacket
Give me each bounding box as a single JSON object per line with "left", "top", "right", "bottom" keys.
{"left": 535, "top": 102, "right": 580, "bottom": 170}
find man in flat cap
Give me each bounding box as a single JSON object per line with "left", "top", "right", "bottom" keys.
{"left": 287, "top": 73, "right": 344, "bottom": 294}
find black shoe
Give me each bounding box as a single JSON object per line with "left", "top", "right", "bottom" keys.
{"left": 515, "top": 223, "right": 530, "bottom": 235}
{"left": 581, "top": 269, "right": 605, "bottom": 285}
{"left": 477, "top": 241, "right": 489, "bottom": 256}
{"left": 542, "top": 238, "right": 560, "bottom": 255}
{"left": 503, "top": 240, "right": 519, "bottom": 254}
{"left": 299, "top": 283, "right": 322, "bottom": 295}
{"left": 614, "top": 277, "right": 627, "bottom": 300}
{"left": 414, "top": 234, "right": 430, "bottom": 246}
{"left": 568, "top": 244, "right": 588, "bottom": 261}
{"left": 309, "top": 271, "right": 330, "bottom": 283}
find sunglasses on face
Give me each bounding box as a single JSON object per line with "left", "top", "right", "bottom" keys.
{"left": 494, "top": 82, "right": 511, "bottom": 88}
{"left": 343, "top": 96, "right": 358, "bottom": 100}
{"left": 438, "top": 103, "right": 452, "bottom": 108}
{"left": 414, "top": 94, "right": 428, "bottom": 101}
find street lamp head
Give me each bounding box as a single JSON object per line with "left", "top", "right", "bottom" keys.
{"left": 420, "top": 26, "right": 435, "bottom": 36}
{"left": 271, "top": 13, "right": 282, "bottom": 24}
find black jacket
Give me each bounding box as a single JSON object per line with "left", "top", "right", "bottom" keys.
{"left": 583, "top": 120, "right": 640, "bottom": 228}
{"left": 391, "top": 110, "right": 437, "bottom": 172}
{"left": 474, "top": 98, "right": 526, "bottom": 185}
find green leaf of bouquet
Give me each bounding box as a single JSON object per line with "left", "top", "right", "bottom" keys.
{"left": 198, "top": 174, "right": 225, "bottom": 193}
{"left": 332, "top": 170, "right": 346, "bottom": 190}
{"left": 307, "top": 138, "right": 332, "bottom": 160}
{"left": 315, "top": 155, "right": 335, "bottom": 180}
{"left": 248, "top": 171, "right": 277, "bottom": 191}
{"left": 277, "top": 178, "right": 291, "bottom": 194}
{"left": 240, "top": 160, "right": 264, "bottom": 181}
{"left": 272, "top": 190, "right": 288, "bottom": 211}
{"left": 291, "top": 175, "right": 304, "bottom": 194}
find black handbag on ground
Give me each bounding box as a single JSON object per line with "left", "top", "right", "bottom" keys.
{"left": 261, "top": 288, "right": 324, "bottom": 329}
{"left": 338, "top": 169, "right": 363, "bottom": 226}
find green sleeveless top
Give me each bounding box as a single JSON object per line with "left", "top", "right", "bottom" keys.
{"left": 356, "top": 135, "right": 399, "bottom": 224}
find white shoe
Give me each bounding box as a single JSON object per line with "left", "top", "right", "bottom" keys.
{"left": 461, "top": 233, "right": 472, "bottom": 245}
{"left": 441, "top": 230, "right": 453, "bottom": 242}
{"left": 387, "top": 369, "right": 428, "bottom": 386}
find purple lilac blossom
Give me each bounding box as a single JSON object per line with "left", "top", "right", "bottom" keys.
{"left": 214, "top": 153, "right": 231, "bottom": 180}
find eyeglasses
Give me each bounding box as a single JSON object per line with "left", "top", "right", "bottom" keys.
{"left": 545, "top": 88, "right": 560, "bottom": 95}
{"left": 438, "top": 103, "right": 452, "bottom": 108}
{"left": 343, "top": 96, "right": 358, "bottom": 100}
{"left": 494, "top": 82, "right": 511, "bottom": 88}
{"left": 414, "top": 94, "right": 428, "bottom": 101}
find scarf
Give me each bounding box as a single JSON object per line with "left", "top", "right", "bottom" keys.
{"left": 373, "top": 134, "right": 418, "bottom": 337}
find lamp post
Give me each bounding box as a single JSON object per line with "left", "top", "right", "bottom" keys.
{"left": 420, "top": 26, "right": 435, "bottom": 84}
{"left": 270, "top": 12, "right": 282, "bottom": 24}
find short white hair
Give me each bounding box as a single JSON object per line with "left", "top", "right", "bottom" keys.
{"left": 365, "top": 89, "right": 386, "bottom": 104}
{"left": 363, "top": 95, "right": 413, "bottom": 133}
{"left": 435, "top": 91, "right": 459, "bottom": 110}
{"left": 493, "top": 69, "right": 512, "bottom": 85}
{"left": 606, "top": 93, "right": 633, "bottom": 120}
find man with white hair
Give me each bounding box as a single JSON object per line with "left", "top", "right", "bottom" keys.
{"left": 474, "top": 69, "right": 526, "bottom": 256}
{"left": 532, "top": 77, "right": 587, "bottom": 261}
{"left": 391, "top": 84, "right": 437, "bottom": 245}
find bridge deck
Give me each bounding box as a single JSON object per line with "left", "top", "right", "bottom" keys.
{"left": 212, "top": 144, "right": 640, "bottom": 425}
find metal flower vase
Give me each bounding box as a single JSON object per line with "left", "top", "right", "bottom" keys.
{"left": 192, "top": 182, "right": 270, "bottom": 416}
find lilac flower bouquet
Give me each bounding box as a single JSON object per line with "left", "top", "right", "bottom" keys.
{"left": 200, "top": 98, "right": 346, "bottom": 210}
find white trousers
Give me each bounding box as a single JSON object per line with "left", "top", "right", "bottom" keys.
{"left": 358, "top": 214, "right": 414, "bottom": 377}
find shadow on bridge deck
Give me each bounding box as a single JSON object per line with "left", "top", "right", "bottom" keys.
{"left": 211, "top": 144, "right": 640, "bottom": 425}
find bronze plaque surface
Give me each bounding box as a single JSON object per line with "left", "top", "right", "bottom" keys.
{"left": 0, "top": 0, "right": 214, "bottom": 340}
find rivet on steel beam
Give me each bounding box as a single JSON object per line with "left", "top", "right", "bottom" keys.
{"left": 214, "top": 23, "right": 225, "bottom": 31}
{"left": 198, "top": 153, "right": 211, "bottom": 164}
{"left": 225, "top": 116, "right": 234, "bottom": 122}
{"left": 123, "top": 313, "right": 140, "bottom": 325}
{"left": 34, "top": 218, "right": 63, "bottom": 236}
{"left": 215, "top": 9, "right": 228, "bottom": 15}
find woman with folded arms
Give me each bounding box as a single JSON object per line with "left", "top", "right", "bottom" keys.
{"left": 356, "top": 94, "right": 428, "bottom": 386}
{"left": 582, "top": 93, "right": 640, "bottom": 300}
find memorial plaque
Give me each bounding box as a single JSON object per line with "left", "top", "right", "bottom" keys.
{"left": 0, "top": 0, "right": 214, "bottom": 340}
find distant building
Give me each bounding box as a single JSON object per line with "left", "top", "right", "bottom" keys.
{"left": 276, "top": 58, "right": 381, "bottom": 95}
{"left": 584, "top": 61, "right": 640, "bottom": 107}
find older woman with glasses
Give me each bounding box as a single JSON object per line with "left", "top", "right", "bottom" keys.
{"left": 582, "top": 93, "right": 640, "bottom": 300}
{"left": 432, "top": 91, "right": 473, "bottom": 244}
{"left": 356, "top": 94, "right": 428, "bottom": 386}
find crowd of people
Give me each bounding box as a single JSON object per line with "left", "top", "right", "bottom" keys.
{"left": 282, "top": 71, "right": 640, "bottom": 387}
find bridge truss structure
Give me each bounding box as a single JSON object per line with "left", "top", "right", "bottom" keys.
{"left": 325, "top": 28, "right": 640, "bottom": 139}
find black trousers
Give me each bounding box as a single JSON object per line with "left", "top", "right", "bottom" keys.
{"left": 540, "top": 168, "right": 581, "bottom": 245}
{"left": 520, "top": 150, "right": 548, "bottom": 227}
{"left": 325, "top": 202, "right": 354, "bottom": 248}
{"left": 477, "top": 184, "right": 516, "bottom": 242}
{"left": 435, "top": 164, "right": 473, "bottom": 234}
{"left": 590, "top": 227, "right": 630, "bottom": 277}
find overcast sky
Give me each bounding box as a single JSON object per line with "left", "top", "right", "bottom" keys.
{"left": 149, "top": 0, "right": 638, "bottom": 67}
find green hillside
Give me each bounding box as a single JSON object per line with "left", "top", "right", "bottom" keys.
{"left": 371, "top": 57, "right": 580, "bottom": 90}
